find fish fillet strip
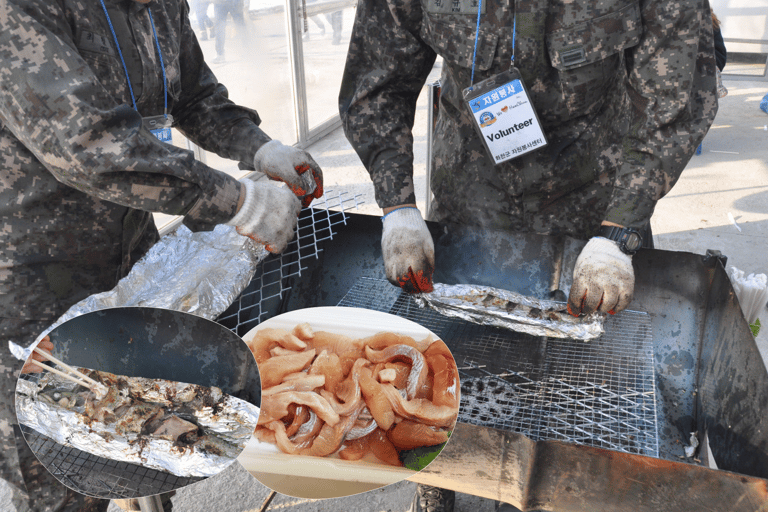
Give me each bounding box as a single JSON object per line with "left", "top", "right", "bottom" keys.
{"left": 249, "top": 324, "right": 460, "bottom": 467}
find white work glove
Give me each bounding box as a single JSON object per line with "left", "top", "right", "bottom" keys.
{"left": 226, "top": 179, "right": 301, "bottom": 254}
{"left": 567, "top": 237, "right": 634, "bottom": 316}
{"left": 381, "top": 207, "right": 435, "bottom": 294}
{"left": 252, "top": 140, "right": 323, "bottom": 207}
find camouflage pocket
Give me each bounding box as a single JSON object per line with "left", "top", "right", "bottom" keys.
{"left": 545, "top": 1, "right": 641, "bottom": 118}
{"left": 546, "top": 2, "right": 641, "bottom": 71}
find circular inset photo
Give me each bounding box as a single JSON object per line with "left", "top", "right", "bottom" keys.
{"left": 14, "top": 307, "right": 260, "bottom": 500}
{"left": 238, "top": 306, "right": 460, "bottom": 499}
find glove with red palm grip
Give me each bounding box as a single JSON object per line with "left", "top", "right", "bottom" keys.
{"left": 381, "top": 207, "right": 435, "bottom": 294}
{"left": 253, "top": 140, "right": 323, "bottom": 207}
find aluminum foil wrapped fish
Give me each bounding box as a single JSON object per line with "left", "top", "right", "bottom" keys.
{"left": 16, "top": 369, "right": 260, "bottom": 477}
{"left": 415, "top": 283, "right": 605, "bottom": 340}
{"left": 10, "top": 224, "right": 266, "bottom": 362}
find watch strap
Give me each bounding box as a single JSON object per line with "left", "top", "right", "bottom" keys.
{"left": 598, "top": 225, "right": 625, "bottom": 242}
{"left": 597, "top": 225, "right": 642, "bottom": 254}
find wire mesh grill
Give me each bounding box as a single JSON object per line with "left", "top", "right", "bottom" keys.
{"left": 17, "top": 369, "right": 204, "bottom": 499}
{"left": 20, "top": 424, "right": 202, "bottom": 499}
{"left": 217, "top": 189, "right": 365, "bottom": 335}
{"left": 338, "top": 277, "right": 659, "bottom": 457}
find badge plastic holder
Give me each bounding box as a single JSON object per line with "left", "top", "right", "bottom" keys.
{"left": 463, "top": 68, "right": 548, "bottom": 165}
{"left": 143, "top": 115, "right": 174, "bottom": 143}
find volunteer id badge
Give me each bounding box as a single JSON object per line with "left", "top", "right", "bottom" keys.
{"left": 143, "top": 115, "right": 173, "bottom": 143}
{"left": 463, "top": 68, "right": 547, "bottom": 164}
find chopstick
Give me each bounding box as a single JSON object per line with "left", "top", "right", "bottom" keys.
{"left": 28, "top": 359, "right": 94, "bottom": 389}
{"left": 31, "top": 347, "right": 107, "bottom": 394}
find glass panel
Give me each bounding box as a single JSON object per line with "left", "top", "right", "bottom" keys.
{"left": 187, "top": 0, "right": 298, "bottom": 177}
{"left": 300, "top": 0, "right": 356, "bottom": 129}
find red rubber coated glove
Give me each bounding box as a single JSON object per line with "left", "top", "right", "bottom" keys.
{"left": 252, "top": 140, "right": 323, "bottom": 207}
{"left": 381, "top": 207, "right": 435, "bottom": 294}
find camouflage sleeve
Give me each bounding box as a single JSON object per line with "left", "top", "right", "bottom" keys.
{"left": 171, "top": 0, "right": 272, "bottom": 170}
{"left": 338, "top": 0, "right": 437, "bottom": 209}
{"left": 603, "top": 0, "right": 718, "bottom": 229}
{"left": 0, "top": 1, "right": 248, "bottom": 232}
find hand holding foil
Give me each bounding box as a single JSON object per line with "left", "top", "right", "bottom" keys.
{"left": 252, "top": 140, "right": 324, "bottom": 207}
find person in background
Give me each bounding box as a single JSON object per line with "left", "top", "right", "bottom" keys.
{"left": 712, "top": 11, "right": 728, "bottom": 97}
{"left": 339, "top": 0, "right": 718, "bottom": 510}
{"left": 301, "top": 0, "right": 343, "bottom": 45}
{"left": 193, "top": 0, "right": 214, "bottom": 41}
{"left": 212, "top": 0, "right": 247, "bottom": 63}
{"left": 0, "top": 0, "right": 322, "bottom": 510}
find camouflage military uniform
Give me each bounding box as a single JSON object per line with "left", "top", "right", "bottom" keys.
{"left": 0, "top": 0, "right": 271, "bottom": 509}
{"left": 339, "top": 0, "right": 718, "bottom": 237}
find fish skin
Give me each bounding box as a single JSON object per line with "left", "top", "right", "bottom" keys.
{"left": 380, "top": 383, "right": 457, "bottom": 428}
{"left": 364, "top": 344, "right": 428, "bottom": 400}
{"left": 301, "top": 401, "right": 364, "bottom": 457}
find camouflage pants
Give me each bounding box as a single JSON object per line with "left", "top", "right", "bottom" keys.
{"left": 0, "top": 318, "right": 110, "bottom": 512}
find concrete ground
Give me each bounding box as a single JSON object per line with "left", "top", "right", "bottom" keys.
{"left": 118, "top": 74, "right": 768, "bottom": 512}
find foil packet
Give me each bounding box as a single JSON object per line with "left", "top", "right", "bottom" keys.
{"left": 415, "top": 283, "right": 605, "bottom": 340}
{"left": 10, "top": 223, "right": 266, "bottom": 361}
{"left": 16, "top": 369, "right": 260, "bottom": 477}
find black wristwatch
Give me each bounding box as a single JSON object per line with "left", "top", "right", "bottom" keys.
{"left": 598, "top": 225, "right": 643, "bottom": 255}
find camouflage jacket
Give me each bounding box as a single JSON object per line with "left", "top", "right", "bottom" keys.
{"left": 0, "top": 0, "right": 270, "bottom": 323}
{"left": 340, "top": 0, "right": 718, "bottom": 236}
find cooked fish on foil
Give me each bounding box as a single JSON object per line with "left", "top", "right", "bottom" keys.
{"left": 16, "top": 369, "right": 260, "bottom": 477}
{"left": 415, "top": 283, "right": 605, "bottom": 340}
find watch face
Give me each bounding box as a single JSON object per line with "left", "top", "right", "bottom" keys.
{"left": 624, "top": 233, "right": 642, "bottom": 251}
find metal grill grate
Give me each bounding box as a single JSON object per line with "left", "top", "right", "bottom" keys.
{"left": 338, "top": 277, "right": 659, "bottom": 457}
{"left": 217, "top": 190, "right": 365, "bottom": 335}
{"left": 18, "top": 400, "right": 202, "bottom": 499}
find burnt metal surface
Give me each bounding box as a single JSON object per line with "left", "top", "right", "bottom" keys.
{"left": 697, "top": 263, "right": 768, "bottom": 477}
{"left": 47, "top": 307, "right": 259, "bottom": 403}
{"left": 223, "top": 211, "right": 768, "bottom": 497}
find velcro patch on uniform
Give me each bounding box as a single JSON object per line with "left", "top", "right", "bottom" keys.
{"left": 424, "top": 0, "right": 485, "bottom": 15}
{"left": 559, "top": 47, "right": 587, "bottom": 68}
{"left": 78, "top": 31, "right": 115, "bottom": 57}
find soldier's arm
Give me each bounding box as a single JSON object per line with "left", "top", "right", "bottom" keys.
{"left": 338, "top": 0, "right": 437, "bottom": 210}
{"left": 0, "top": 0, "right": 240, "bottom": 232}
{"left": 602, "top": 0, "right": 718, "bottom": 230}
{"left": 170, "top": 0, "right": 272, "bottom": 171}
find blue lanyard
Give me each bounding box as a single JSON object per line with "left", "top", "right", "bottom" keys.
{"left": 470, "top": 3, "right": 516, "bottom": 87}
{"left": 99, "top": 0, "right": 168, "bottom": 117}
